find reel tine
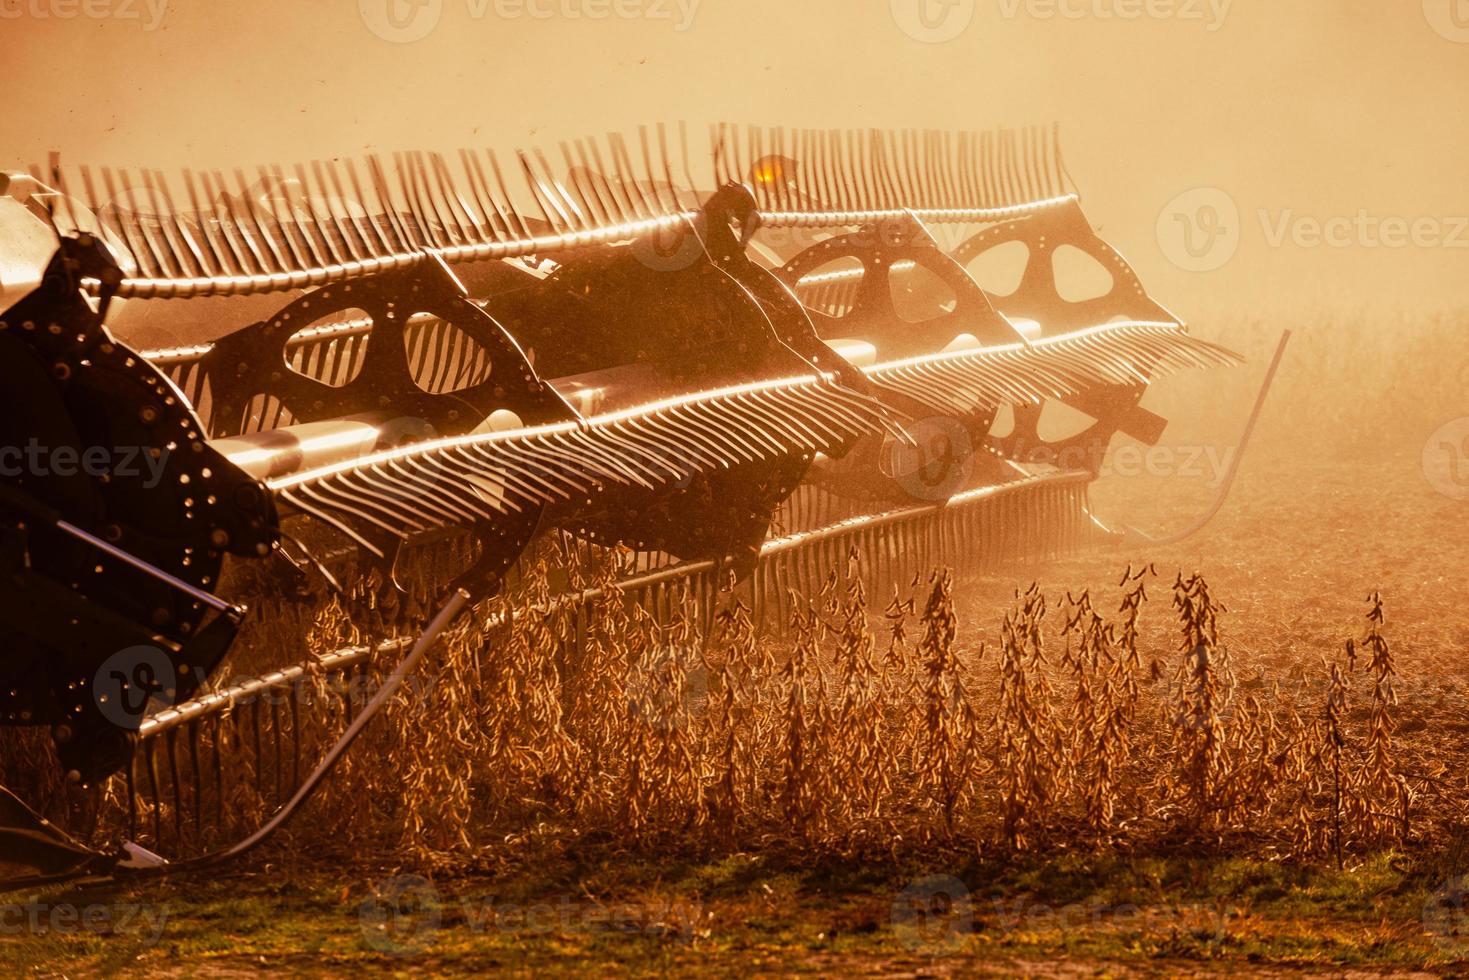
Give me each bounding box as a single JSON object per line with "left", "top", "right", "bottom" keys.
{"left": 312, "top": 159, "right": 362, "bottom": 264}
{"left": 234, "top": 166, "right": 287, "bottom": 274}
{"left": 298, "top": 161, "right": 347, "bottom": 266}
{"left": 675, "top": 121, "right": 698, "bottom": 210}
{"left": 417, "top": 149, "right": 466, "bottom": 246}
{"left": 607, "top": 132, "right": 653, "bottom": 220}
{"left": 114, "top": 167, "right": 171, "bottom": 278}
{"left": 561, "top": 139, "right": 607, "bottom": 228}
{"left": 584, "top": 136, "right": 632, "bottom": 226}
{"left": 516, "top": 148, "right": 569, "bottom": 235}
{"left": 470, "top": 147, "right": 522, "bottom": 243}
{"left": 436, "top": 152, "right": 490, "bottom": 245}
{"left": 636, "top": 125, "right": 666, "bottom": 214}
{"left": 709, "top": 122, "right": 726, "bottom": 189}
{"left": 484, "top": 148, "right": 534, "bottom": 241}
{"left": 278, "top": 163, "right": 330, "bottom": 270}
{"left": 457, "top": 147, "right": 504, "bottom": 242}
{"left": 654, "top": 123, "right": 680, "bottom": 212}
{"left": 577, "top": 137, "right": 622, "bottom": 225}
{"left": 534, "top": 145, "right": 586, "bottom": 232}
{"left": 210, "top": 169, "right": 268, "bottom": 275}
{"left": 396, "top": 151, "right": 442, "bottom": 249}
{"left": 181, "top": 167, "right": 236, "bottom": 276}
{"left": 366, "top": 153, "right": 416, "bottom": 252}
{"left": 343, "top": 157, "right": 394, "bottom": 255}
{"left": 148, "top": 169, "right": 207, "bottom": 278}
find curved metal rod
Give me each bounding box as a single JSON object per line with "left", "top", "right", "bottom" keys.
{"left": 1119, "top": 330, "right": 1291, "bottom": 548}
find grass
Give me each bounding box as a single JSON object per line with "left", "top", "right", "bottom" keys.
{"left": 5, "top": 847, "right": 1466, "bottom": 976}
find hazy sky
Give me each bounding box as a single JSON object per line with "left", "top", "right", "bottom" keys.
{"left": 2, "top": 0, "right": 1466, "bottom": 320}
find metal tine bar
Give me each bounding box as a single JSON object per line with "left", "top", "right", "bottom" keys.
{"left": 397, "top": 151, "right": 447, "bottom": 250}
{"left": 607, "top": 132, "right": 654, "bottom": 220}
{"left": 345, "top": 462, "right": 472, "bottom": 528}
{"left": 770, "top": 127, "right": 788, "bottom": 213}
{"left": 1005, "top": 130, "right": 1024, "bottom": 206}
{"left": 397, "top": 152, "right": 443, "bottom": 248}
{"left": 275, "top": 164, "right": 331, "bottom": 270}
{"left": 584, "top": 137, "right": 635, "bottom": 228}
{"left": 887, "top": 129, "right": 910, "bottom": 210}
{"left": 911, "top": 129, "right": 933, "bottom": 210}
{"left": 636, "top": 125, "right": 667, "bottom": 215}
{"left": 470, "top": 149, "right": 522, "bottom": 243}
{"left": 803, "top": 129, "right": 824, "bottom": 211}
{"left": 533, "top": 146, "right": 587, "bottom": 232}
{"left": 748, "top": 125, "right": 765, "bottom": 208}
{"left": 937, "top": 131, "right": 957, "bottom": 211}
{"left": 77, "top": 165, "right": 107, "bottom": 242}
{"left": 100, "top": 168, "right": 160, "bottom": 278}
{"left": 857, "top": 131, "right": 881, "bottom": 211}
{"left": 981, "top": 131, "right": 1000, "bottom": 209}
{"left": 930, "top": 131, "right": 949, "bottom": 211}
{"left": 130, "top": 167, "right": 186, "bottom": 279}
{"left": 655, "top": 123, "right": 682, "bottom": 213}
{"left": 481, "top": 148, "right": 534, "bottom": 242}
{"left": 341, "top": 158, "right": 394, "bottom": 256}
{"left": 143, "top": 170, "right": 203, "bottom": 278}
{"left": 366, "top": 154, "right": 419, "bottom": 252}
{"left": 205, "top": 170, "right": 267, "bottom": 276}
{"left": 825, "top": 130, "right": 849, "bottom": 214}
{"left": 312, "top": 160, "right": 364, "bottom": 264}
{"left": 990, "top": 130, "right": 1010, "bottom": 207}
{"left": 563, "top": 140, "right": 610, "bottom": 228}
{"left": 1025, "top": 125, "right": 1042, "bottom": 202}
{"left": 431, "top": 152, "right": 486, "bottom": 244}
{"left": 148, "top": 169, "right": 211, "bottom": 278}
{"left": 452, "top": 149, "right": 504, "bottom": 242}
{"left": 709, "top": 123, "right": 727, "bottom": 189}
{"left": 1051, "top": 122, "right": 1068, "bottom": 195}
{"left": 257, "top": 165, "right": 313, "bottom": 272}
{"left": 516, "top": 150, "right": 570, "bottom": 235}
{"left": 958, "top": 132, "right": 981, "bottom": 215}
{"left": 180, "top": 169, "right": 237, "bottom": 276}
{"left": 676, "top": 121, "right": 698, "bottom": 211}
{"left": 873, "top": 130, "right": 898, "bottom": 211}
{"left": 298, "top": 161, "right": 346, "bottom": 267}
{"left": 420, "top": 150, "right": 472, "bottom": 244}
{"left": 229, "top": 168, "right": 288, "bottom": 274}
{"left": 898, "top": 130, "right": 920, "bottom": 211}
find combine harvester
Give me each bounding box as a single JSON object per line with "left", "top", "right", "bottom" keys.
{"left": 0, "top": 124, "right": 1248, "bottom": 884}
